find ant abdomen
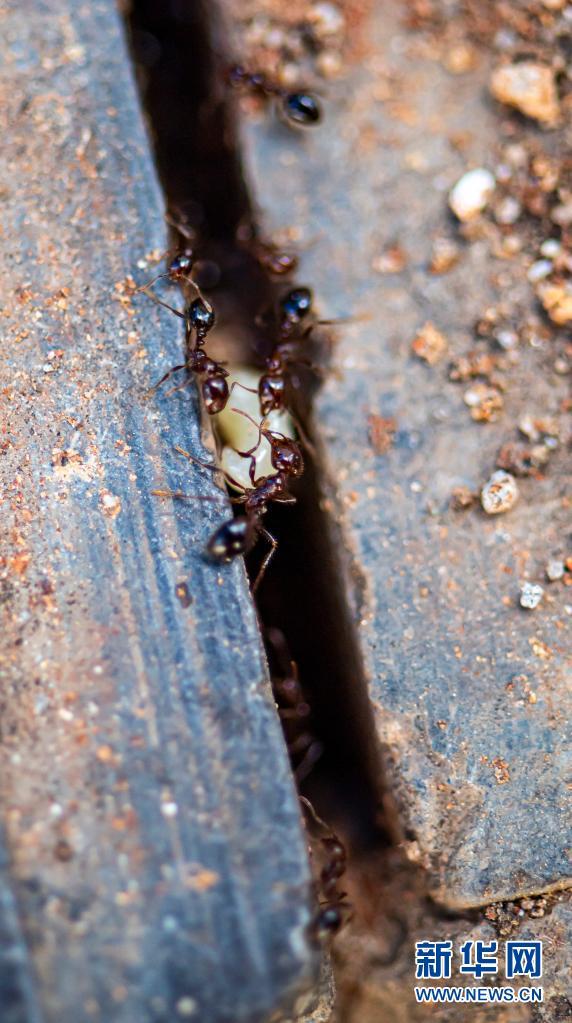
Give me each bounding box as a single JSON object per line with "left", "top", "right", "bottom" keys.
{"left": 283, "top": 92, "right": 321, "bottom": 126}
{"left": 280, "top": 287, "right": 313, "bottom": 326}
{"left": 202, "top": 376, "right": 229, "bottom": 415}
{"left": 206, "top": 517, "right": 251, "bottom": 561}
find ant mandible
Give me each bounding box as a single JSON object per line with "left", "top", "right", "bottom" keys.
{"left": 229, "top": 66, "right": 321, "bottom": 127}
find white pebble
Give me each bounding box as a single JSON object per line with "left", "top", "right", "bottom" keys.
{"left": 520, "top": 582, "right": 544, "bottom": 610}
{"left": 540, "top": 238, "right": 561, "bottom": 259}
{"left": 546, "top": 559, "right": 564, "bottom": 582}
{"left": 481, "top": 471, "right": 519, "bottom": 515}
{"left": 161, "top": 802, "right": 178, "bottom": 818}
{"left": 527, "top": 259, "right": 553, "bottom": 283}
{"left": 449, "top": 168, "right": 496, "bottom": 222}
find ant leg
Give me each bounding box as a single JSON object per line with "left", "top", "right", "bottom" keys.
{"left": 174, "top": 445, "right": 247, "bottom": 493}
{"left": 299, "top": 796, "right": 337, "bottom": 838}
{"left": 288, "top": 413, "right": 317, "bottom": 458}
{"left": 294, "top": 740, "right": 324, "bottom": 784}
{"left": 149, "top": 363, "right": 188, "bottom": 393}
{"left": 139, "top": 287, "right": 185, "bottom": 319}
{"left": 174, "top": 444, "right": 218, "bottom": 472}
{"left": 137, "top": 271, "right": 170, "bottom": 293}
{"left": 229, "top": 380, "right": 258, "bottom": 397}
{"left": 164, "top": 377, "right": 195, "bottom": 399}
{"left": 251, "top": 527, "right": 277, "bottom": 594}
{"left": 151, "top": 489, "right": 229, "bottom": 503}
{"left": 166, "top": 210, "right": 196, "bottom": 243}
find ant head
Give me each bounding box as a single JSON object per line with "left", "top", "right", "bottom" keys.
{"left": 202, "top": 375, "right": 229, "bottom": 414}
{"left": 280, "top": 287, "right": 313, "bottom": 325}
{"left": 283, "top": 92, "right": 321, "bottom": 126}
{"left": 272, "top": 437, "right": 304, "bottom": 478}
{"left": 169, "top": 250, "right": 194, "bottom": 277}
{"left": 206, "top": 517, "right": 251, "bottom": 561}
{"left": 188, "top": 297, "right": 215, "bottom": 338}
{"left": 310, "top": 906, "right": 343, "bottom": 943}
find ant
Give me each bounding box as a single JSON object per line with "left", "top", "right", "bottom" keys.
{"left": 142, "top": 289, "right": 230, "bottom": 415}
{"left": 249, "top": 238, "right": 299, "bottom": 278}
{"left": 138, "top": 213, "right": 203, "bottom": 298}
{"left": 228, "top": 408, "right": 305, "bottom": 487}
{"left": 153, "top": 410, "right": 306, "bottom": 590}
{"left": 229, "top": 65, "right": 321, "bottom": 126}
{"left": 300, "top": 797, "right": 351, "bottom": 942}
{"left": 237, "top": 287, "right": 330, "bottom": 416}
{"left": 266, "top": 628, "right": 323, "bottom": 783}
{"left": 236, "top": 218, "right": 300, "bottom": 278}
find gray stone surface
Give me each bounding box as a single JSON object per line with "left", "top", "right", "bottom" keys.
{"left": 232, "top": 0, "right": 571, "bottom": 909}
{"left": 0, "top": 2, "right": 322, "bottom": 1020}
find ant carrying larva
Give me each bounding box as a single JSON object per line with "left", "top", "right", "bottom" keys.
{"left": 228, "top": 65, "right": 322, "bottom": 127}
{"left": 153, "top": 447, "right": 294, "bottom": 594}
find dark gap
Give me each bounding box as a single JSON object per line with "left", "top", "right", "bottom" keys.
{"left": 125, "top": 0, "right": 391, "bottom": 856}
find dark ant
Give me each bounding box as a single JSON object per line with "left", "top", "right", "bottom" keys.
{"left": 142, "top": 290, "right": 229, "bottom": 415}
{"left": 236, "top": 217, "right": 300, "bottom": 278}
{"left": 300, "top": 797, "right": 351, "bottom": 942}
{"left": 229, "top": 65, "right": 321, "bottom": 126}
{"left": 266, "top": 628, "right": 323, "bottom": 783}
{"left": 229, "top": 408, "right": 305, "bottom": 487}
{"left": 249, "top": 239, "right": 299, "bottom": 278}
{"left": 153, "top": 417, "right": 305, "bottom": 590}
{"left": 138, "top": 213, "right": 202, "bottom": 298}
{"left": 238, "top": 287, "right": 331, "bottom": 416}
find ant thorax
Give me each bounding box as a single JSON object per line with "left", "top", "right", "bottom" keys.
{"left": 213, "top": 365, "right": 296, "bottom": 491}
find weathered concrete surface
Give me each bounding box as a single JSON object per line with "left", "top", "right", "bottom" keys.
{"left": 230, "top": 0, "right": 571, "bottom": 910}
{"left": 0, "top": 2, "right": 324, "bottom": 1020}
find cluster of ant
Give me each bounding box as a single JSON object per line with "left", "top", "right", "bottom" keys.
{"left": 139, "top": 66, "right": 348, "bottom": 940}
{"left": 141, "top": 61, "right": 326, "bottom": 591}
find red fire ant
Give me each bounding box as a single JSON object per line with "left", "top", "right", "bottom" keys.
{"left": 243, "top": 287, "right": 334, "bottom": 416}
{"left": 137, "top": 213, "right": 203, "bottom": 298}
{"left": 142, "top": 289, "right": 230, "bottom": 415}
{"left": 153, "top": 409, "right": 307, "bottom": 590}
{"left": 229, "top": 66, "right": 321, "bottom": 126}
{"left": 300, "top": 797, "right": 351, "bottom": 942}
{"left": 236, "top": 220, "right": 300, "bottom": 278}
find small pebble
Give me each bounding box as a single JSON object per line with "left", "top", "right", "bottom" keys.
{"left": 429, "top": 237, "right": 459, "bottom": 274}
{"left": 490, "top": 62, "right": 560, "bottom": 125}
{"left": 176, "top": 997, "right": 197, "bottom": 1017}
{"left": 481, "top": 471, "right": 519, "bottom": 515}
{"left": 449, "top": 168, "right": 496, "bottom": 221}
{"left": 540, "top": 238, "right": 561, "bottom": 259}
{"left": 495, "top": 328, "right": 519, "bottom": 350}
{"left": 537, "top": 281, "right": 572, "bottom": 325}
{"left": 411, "top": 321, "right": 448, "bottom": 365}
{"left": 546, "top": 559, "right": 564, "bottom": 582}
{"left": 520, "top": 582, "right": 544, "bottom": 610}
{"left": 308, "top": 2, "right": 345, "bottom": 37}
{"left": 494, "top": 196, "right": 521, "bottom": 225}
{"left": 527, "top": 259, "right": 553, "bottom": 283}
